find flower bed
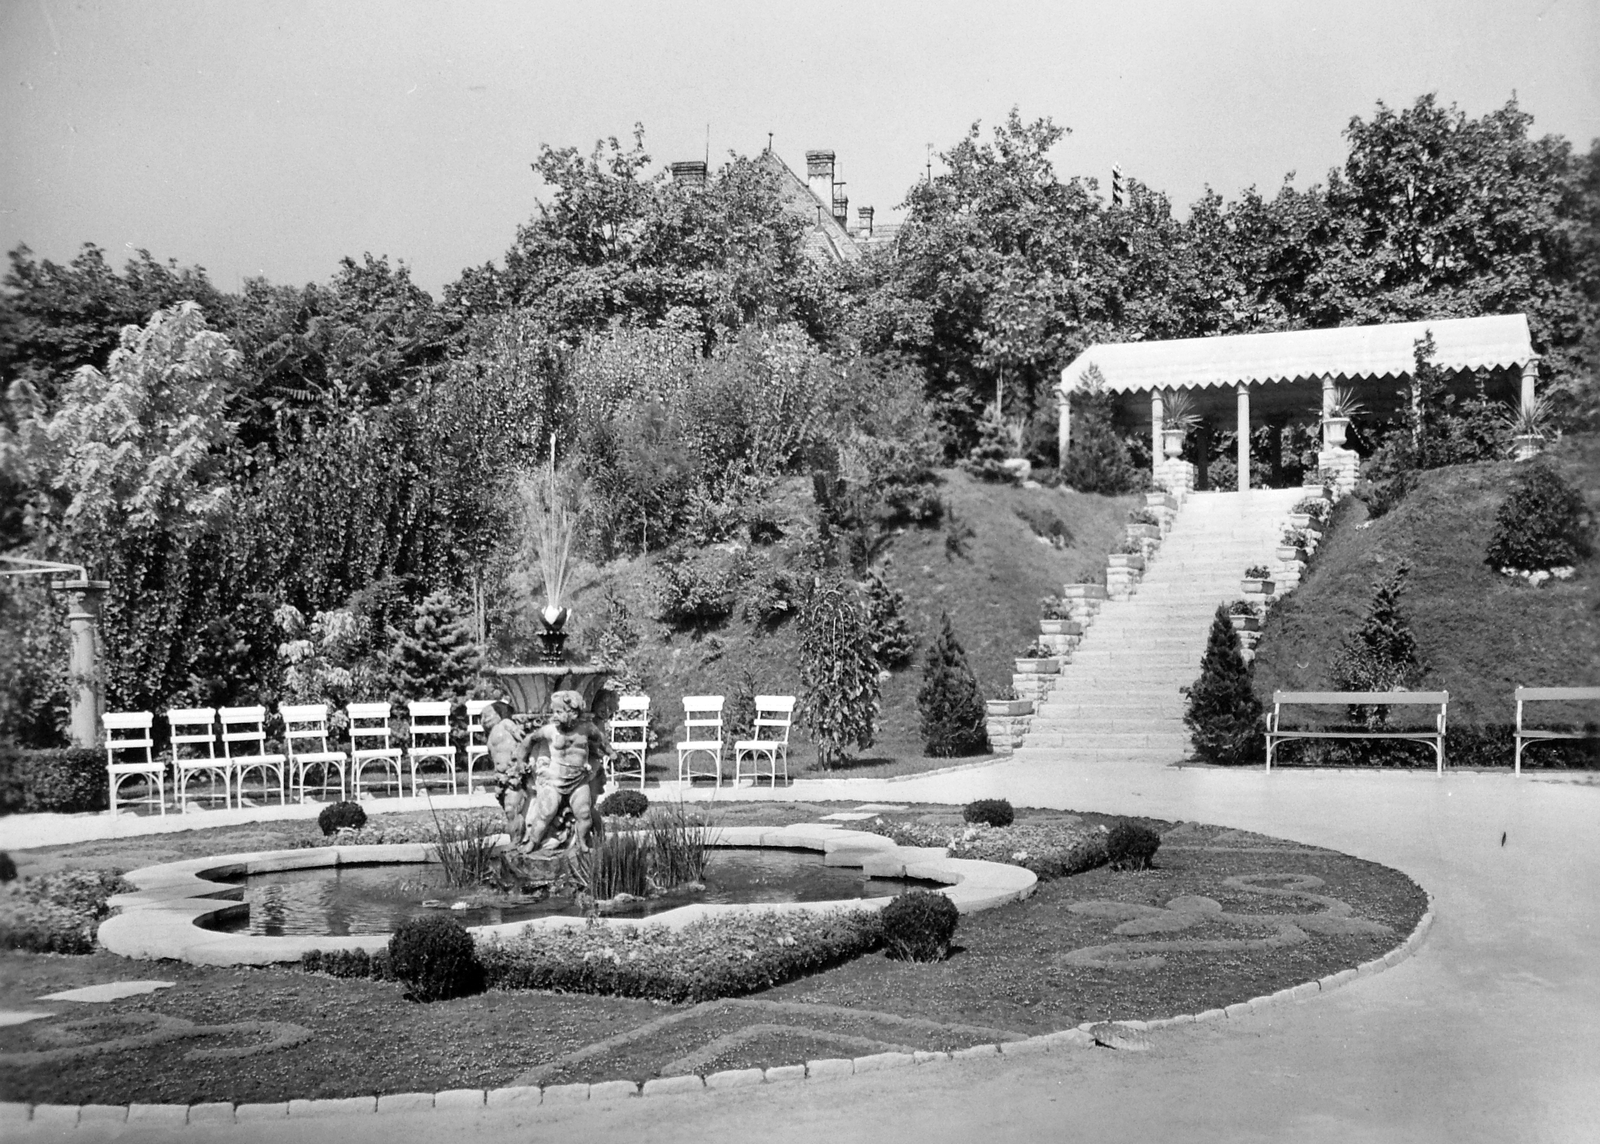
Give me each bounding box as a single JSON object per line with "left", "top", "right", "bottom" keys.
{"left": 852, "top": 817, "right": 1108, "bottom": 880}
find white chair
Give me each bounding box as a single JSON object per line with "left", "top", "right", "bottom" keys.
{"left": 280, "top": 703, "right": 349, "bottom": 801}
{"left": 608, "top": 694, "right": 650, "bottom": 788}
{"left": 168, "top": 707, "right": 230, "bottom": 812}
{"left": 733, "top": 695, "right": 796, "bottom": 787}
{"left": 347, "top": 702, "right": 404, "bottom": 798}
{"left": 676, "top": 695, "right": 726, "bottom": 787}
{"left": 464, "top": 699, "right": 496, "bottom": 793}
{"left": 406, "top": 700, "right": 457, "bottom": 797}
{"left": 219, "top": 705, "right": 287, "bottom": 807}
{"left": 104, "top": 711, "right": 163, "bottom": 817}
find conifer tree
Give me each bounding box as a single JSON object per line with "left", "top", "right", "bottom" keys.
{"left": 1332, "top": 566, "right": 1427, "bottom": 728}
{"left": 1183, "top": 604, "right": 1263, "bottom": 765}
{"left": 961, "top": 409, "right": 1016, "bottom": 483}
{"left": 864, "top": 563, "right": 915, "bottom": 670}
{"left": 384, "top": 590, "right": 482, "bottom": 701}
{"left": 917, "top": 612, "right": 989, "bottom": 757}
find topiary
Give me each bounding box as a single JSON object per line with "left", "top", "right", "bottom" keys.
{"left": 1105, "top": 821, "right": 1161, "bottom": 870}
{"left": 598, "top": 789, "right": 650, "bottom": 818}
{"left": 318, "top": 800, "right": 368, "bottom": 836}
{"left": 0, "top": 852, "right": 15, "bottom": 882}
{"left": 879, "top": 889, "right": 960, "bottom": 962}
{"left": 1182, "top": 605, "right": 1264, "bottom": 766}
{"left": 1485, "top": 464, "right": 1593, "bottom": 573}
{"left": 917, "top": 612, "right": 989, "bottom": 758}
{"left": 962, "top": 798, "right": 1014, "bottom": 828}
{"left": 387, "top": 914, "right": 482, "bottom": 1002}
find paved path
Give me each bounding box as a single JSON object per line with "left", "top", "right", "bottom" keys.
{"left": 8, "top": 760, "right": 1600, "bottom": 1142}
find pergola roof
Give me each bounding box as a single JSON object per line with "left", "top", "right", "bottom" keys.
{"left": 1060, "top": 314, "right": 1534, "bottom": 394}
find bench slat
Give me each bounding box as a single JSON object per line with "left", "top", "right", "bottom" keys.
{"left": 1267, "top": 731, "right": 1442, "bottom": 741}
{"left": 1272, "top": 690, "right": 1448, "bottom": 706}
{"left": 1515, "top": 686, "right": 1600, "bottom": 702}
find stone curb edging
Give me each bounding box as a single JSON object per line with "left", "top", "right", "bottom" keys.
{"left": 7, "top": 901, "right": 1434, "bottom": 1127}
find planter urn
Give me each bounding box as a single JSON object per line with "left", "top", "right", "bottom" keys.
{"left": 1014, "top": 657, "right": 1061, "bottom": 675}
{"left": 1126, "top": 523, "right": 1160, "bottom": 541}
{"left": 1323, "top": 416, "right": 1351, "bottom": 447}
{"left": 1513, "top": 432, "right": 1544, "bottom": 462}
{"left": 1038, "top": 619, "right": 1083, "bottom": 637}
{"left": 1229, "top": 614, "right": 1262, "bottom": 633}
{"left": 1276, "top": 545, "right": 1308, "bottom": 563}
{"left": 1241, "top": 577, "right": 1275, "bottom": 596}
{"left": 1060, "top": 584, "right": 1108, "bottom": 600}
{"left": 1161, "top": 428, "right": 1186, "bottom": 458}
{"left": 1108, "top": 553, "right": 1145, "bottom": 571}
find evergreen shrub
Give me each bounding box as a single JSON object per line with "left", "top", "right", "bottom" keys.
{"left": 864, "top": 564, "right": 915, "bottom": 669}
{"left": 879, "top": 889, "right": 960, "bottom": 962}
{"left": 1332, "top": 567, "right": 1427, "bottom": 728}
{"left": 962, "top": 798, "right": 1014, "bottom": 827}
{"left": 387, "top": 915, "right": 482, "bottom": 1002}
{"left": 1485, "top": 464, "right": 1593, "bottom": 572}
{"left": 1182, "top": 605, "right": 1264, "bottom": 765}
{"left": 918, "top": 612, "right": 990, "bottom": 757}
{"left": 0, "top": 852, "right": 14, "bottom": 882}
{"left": 318, "top": 800, "right": 368, "bottom": 836}
{"left": 383, "top": 589, "right": 481, "bottom": 702}
{"left": 0, "top": 748, "right": 108, "bottom": 815}
{"left": 962, "top": 410, "right": 1018, "bottom": 483}
{"left": 599, "top": 789, "right": 650, "bottom": 818}
{"left": 1105, "top": 821, "right": 1161, "bottom": 870}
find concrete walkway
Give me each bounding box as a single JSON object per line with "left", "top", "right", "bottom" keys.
{"left": 7, "top": 759, "right": 1600, "bottom": 1142}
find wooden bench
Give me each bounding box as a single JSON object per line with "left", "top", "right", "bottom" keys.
{"left": 1266, "top": 690, "right": 1450, "bottom": 774}
{"left": 1515, "top": 686, "right": 1600, "bottom": 773}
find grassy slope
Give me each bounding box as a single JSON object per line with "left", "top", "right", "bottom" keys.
{"left": 1252, "top": 434, "right": 1600, "bottom": 727}
{"left": 556, "top": 469, "right": 1135, "bottom": 776}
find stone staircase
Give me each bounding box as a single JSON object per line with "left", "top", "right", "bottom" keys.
{"left": 1016, "top": 487, "right": 1306, "bottom": 764}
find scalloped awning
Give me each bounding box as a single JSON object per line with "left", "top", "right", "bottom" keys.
{"left": 1060, "top": 314, "right": 1534, "bottom": 394}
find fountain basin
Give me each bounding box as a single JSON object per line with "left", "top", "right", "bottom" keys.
{"left": 491, "top": 665, "right": 614, "bottom": 717}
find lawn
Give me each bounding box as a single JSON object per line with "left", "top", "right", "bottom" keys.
{"left": 0, "top": 804, "right": 1426, "bottom": 1104}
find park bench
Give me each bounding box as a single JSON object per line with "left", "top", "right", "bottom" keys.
{"left": 1515, "top": 686, "right": 1600, "bottom": 773}
{"left": 1265, "top": 690, "right": 1450, "bottom": 774}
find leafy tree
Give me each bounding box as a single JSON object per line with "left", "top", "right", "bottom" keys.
{"left": 1182, "top": 606, "right": 1263, "bottom": 766}
{"left": 917, "top": 612, "right": 989, "bottom": 757}
{"left": 797, "top": 578, "right": 879, "bottom": 768}
{"left": 1332, "top": 566, "right": 1428, "bottom": 727}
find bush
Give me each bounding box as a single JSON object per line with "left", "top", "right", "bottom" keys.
{"left": 318, "top": 800, "right": 368, "bottom": 836}
{"left": 477, "top": 909, "right": 883, "bottom": 1002}
{"left": 0, "top": 869, "right": 127, "bottom": 953}
{"left": 1485, "top": 464, "right": 1593, "bottom": 573}
{"left": 1333, "top": 567, "right": 1427, "bottom": 728}
{"left": 1105, "top": 821, "right": 1161, "bottom": 870}
{"left": 387, "top": 914, "right": 483, "bottom": 1002}
{"left": 863, "top": 564, "right": 915, "bottom": 670}
{"left": 0, "top": 747, "right": 108, "bottom": 815}
{"left": 962, "top": 798, "right": 1014, "bottom": 827}
{"left": 301, "top": 947, "right": 392, "bottom": 980}
{"left": 1182, "top": 605, "right": 1264, "bottom": 766}
{"left": 879, "top": 889, "right": 960, "bottom": 962}
{"left": 0, "top": 852, "right": 14, "bottom": 882}
{"left": 961, "top": 410, "right": 1019, "bottom": 483}
{"left": 652, "top": 546, "right": 750, "bottom": 627}
{"left": 598, "top": 789, "right": 650, "bottom": 818}
{"left": 917, "top": 612, "right": 989, "bottom": 757}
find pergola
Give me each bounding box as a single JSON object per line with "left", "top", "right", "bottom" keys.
{"left": 1057, "top": 314, "right": 1539, "bottom": 492}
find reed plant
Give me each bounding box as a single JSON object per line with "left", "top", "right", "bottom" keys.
{"left": 428, "top": 805, "right": 504, "bottom": 889}
{"left": 587, "top": 829, "right": 652, "bottom": 900}
{"left": 647, "top": 801, "right": 717, "bottom": 888}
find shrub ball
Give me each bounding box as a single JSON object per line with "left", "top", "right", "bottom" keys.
{"left": 598, "top": 789, "right": 650, "bottom": 818}
{"left": 1105, "top": 821, "right": 1161, "bottom": 870}
{"left": 880, "top": 889, "right": 960, "bottom": 962}
{"left": 317, "top": 800, "right": 368, "bottom": 836}
{"left": 962, "top": 798, "right": 1015, "bottom": 828}
{"left": 388, "top": 915, "right": 482, "bottom": 1002}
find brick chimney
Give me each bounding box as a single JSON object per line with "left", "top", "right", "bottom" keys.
{"left": 670, "top": 160, "right": 707, "bottom": 187}
{"left": 857, "top": 206, "right": 874, "bottom": 237}
{"left": 805, "top": 150, "right": 835, "bottom": 214}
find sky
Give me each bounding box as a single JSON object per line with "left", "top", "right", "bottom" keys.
{"left": 2, "top": 0, "right": 1597, "bottom": 297}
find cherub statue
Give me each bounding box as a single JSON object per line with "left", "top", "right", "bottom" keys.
{"left": 520, "top": 689, "right": 610, "bottom": 855}
{"left": 482, "top": 700, "right": 537, "bottom": 845}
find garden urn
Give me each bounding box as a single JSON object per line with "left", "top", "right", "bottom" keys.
{"left": 1161, "top": 428, "right": 1186, "bottom": 458}
{"left": 1512, "top": 433, "right": 1544, "bottom": 462}
{"left": 1323, "top": 416, "right": 1350, "bottom": 447}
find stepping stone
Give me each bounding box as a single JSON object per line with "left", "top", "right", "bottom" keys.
{"left": 852, "top": 804, "right": 908, "bottom": 813}
{"left": 40, "top": 981, "right": 175, "bottom": 1003}
{"left": 0, "top": 1011, "right": 56, "bottom": 1027}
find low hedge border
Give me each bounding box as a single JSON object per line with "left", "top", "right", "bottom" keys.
{"left": 0, "top": 746, "right": 107, "bottom": 816}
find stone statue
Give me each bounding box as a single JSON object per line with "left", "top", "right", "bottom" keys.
{"left": 519, "top": 689, "right": 610, "bottom": 855}
{"left": 483, "top": 700, "right": 537, "bottom": 845}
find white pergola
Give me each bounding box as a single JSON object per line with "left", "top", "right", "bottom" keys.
{"left": 1057, "top": 314, "right": 1539, "bottom": 492}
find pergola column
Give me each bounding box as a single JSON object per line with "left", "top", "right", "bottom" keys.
{"left": 1320, "top": 374, "right": 1335, "bottom": 451}
{"left": 1235, "top": 383, "right": 1250, "bottom": 493}
{"left": 1056, "top": 379, "right": 1071, "bottom": 469}
{"left": 1521, "top": 357, "right": 1540, "bottom": 409}
{"left": 50, "top": 577, "right": 110, "bottom": 748}
{"left": 1150, "top": 389, "right": 1164, "bottom": 482}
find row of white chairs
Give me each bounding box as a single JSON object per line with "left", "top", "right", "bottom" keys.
{"left": 664, "top": 694, "right": 796, "bottom": 788}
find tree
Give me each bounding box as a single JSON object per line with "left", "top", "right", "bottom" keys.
{"left": 1332, "top": 566, "right": 1428, "bottom": 728}
{"left": 1485, "top": 464, "right": 1594, "bottom": 572}
{"left": 1183, "top": 606, "right": 1263, "bottom": 765}
{"left": 917, "top": 612, "right": 989, "bottom": 757}
{"left": 797, "top": 578, "right": 880, "bottom": 769}
{"left": 382, "top": 590, "right": 483, "bottom": 702}
{"left": 863, "top": 564, "right": 914, "bottom": 670}
{"left": 1060, "top": 365, "right": 1146, "bottom": 493}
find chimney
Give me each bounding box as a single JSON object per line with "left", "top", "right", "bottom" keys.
{"left": 670, "top": 160, "right": 707, "bottom": 187}
{"left": 858, "top": 206, "right": 874, "bottom": 238}
{"left": 805, "top": 150, "right": 835, "bottom": 214}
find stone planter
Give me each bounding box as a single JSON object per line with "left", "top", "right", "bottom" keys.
{"left": 1287, "top": 512, "right": 1323, "bottom": 533}
{"left": 1241, "top": 577, "right": 1276, "bottom": 596}
{"left": 1013, "top": 657, "right": 1060, "bottom": 675}
{"left": 1161, "top": 428, "right": 1186, "bottom": 458}
{"left": 1145, "top": 491, "right": 1178, "bottom": 511}
{"left": 1126, "top": 523, "right": 1160, "bottom": 541}
{"left": 1323, "top": 416, "right": 1350, "bottom": 447}
{"left": 1060, "top": 584, "right": 1107, "bottom": 600}
{"left": 1276, "top": 545, "right": 1308, "bottom": 563}
{"left": 1229, "top": 613, "right": 1262, "bottom": 633}
{"left": 1039, "top": 619, "right": 1083, "bottom": 637}
{"left": 1108, "top": 553, "right": 1145, "bottom": 571}
{"left": 1513, "top": 433, "right": 1544, "bottom": 462}
{"left": 986, "top": 699, "right": 1034, "bottom": 718}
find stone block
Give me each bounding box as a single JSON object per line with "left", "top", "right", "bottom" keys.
{"left": 765, "top": 1065, "right": 807, "bottom": 1084}
{"left": 432, "top": 1089, "right": 485, "bottom": 1110}
{"left": 290, "top": 1096, "right": 376, "bottom": 1117}
{"left": 1357, "top": 957, "right": 1387, "bottom": 976}
{"left": 1320, "top": 968, "right": 1357, "bottom": 991}
{"left": 78, "top": 1104, "right": 128, "bottom": 1124}
{"left": 1383, "top": 946, "right": 1409, "bottom": 967}
{"left": 128, "top": 1103, "right": 188, "bottom": 1126}
{"left": 187, "top": 1102, "right": 235, "bottom": 1124}
{"left": 539, "top": 1083, "right": 590, "bottom": 1103}
{"left": 913, "top": 1050, "right": 952, "bottom": 1064}
{"left": 1195, "top": 1009, "right": 1227, "bottom": 1023}
{"left": 642, "top": 1075, "right": 705, "bottom": 1097}
{"left": 705, "top": 1068, "right": 764, "bottom": 1090}
{"left": 485, "top": 1086, "right": 540, "bottom": 1107}
{"left": 589, "top": 1080, "right": 638, "bottom": 1101}
{"left": 0, "top": 1102, "right": 31, "bottom": 1126}
{"left": 805, "top": 1058, "right": 854, "bottom": 1080}
{"left": 1039, "top": 1029, "right": 1093, "bottom": 1049}
{"left": 851, "top": 1052, "right": 914, "bottom": 1074}
{"left": 376, "top": 1092, "right": 435, "bottom": 1113}
{"left": 29, "top": 1105, "right": 79, "bottom": 1128}
{"left": 997, "top": 1037, "right": 1049, "bottom": 1057}
{"left": 235, "top": 1102, "right": 289, "bottom": 1120}
{"left": 1167, "top": 1013, "right": 1196, "bottom": 1025}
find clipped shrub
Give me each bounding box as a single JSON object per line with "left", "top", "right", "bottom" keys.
{"left": 1183, "top": 605, "right": 1264, "bottom": 766}
{"left": 1105, "top": 821, "right": 1161, "bottom": 870}
{"left": 917, "top": 612, "right": 989, "bottom": 758}
{"left": 0, "top": 852, "right": 15, "bottom": 882}
{"left": 598, "top": 789, "right": 650, "bottom": 818}
{"left": 1485, "top": 464, "right": 1593, "bottom": 573}
{"left": 963, "top": 798, "right": 1014, "bottom": 827}
{"left": 879, "top": 889, "right": 960, "bottom": 962}
{"left": 301, "top": 947, "right": 392, "bottom": 980}
{"left": 318, "top": 800, "right": 368, "bottom": 836}
{"left": 0, "top": 748, "right": 108, "bottom": 815}
{"left": 387, "top": 914, "right": 482, "bottom": 1002}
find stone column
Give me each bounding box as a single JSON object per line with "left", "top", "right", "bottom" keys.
{"left": 1235, "top": 383, "right": 1251, "bottom": 493}
{"left": 1150, "top": 389, "right": 1164, "bottom": 483}
{"left": 1521, "top": 357, "right": 1539, "bottom": 409}
{"left": 1056, "top": 378, "right": 1071, "bottom": 470}
{"left": 50, "top": 577, "right": 111, "bottom": 748}
{"left": 1321, "top": 374, "right": 1336, "bottom": 451}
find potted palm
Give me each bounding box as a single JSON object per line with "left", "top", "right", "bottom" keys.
{"left": 1499, "top": 393, "right": 1553, "bottom": 461}
{"left": 1321, "top": 386, "right": 1365, "bottom": 448}
{"left": 1241, "top": 564, "right": 1275, "bottom": 596}
{"left": 1014, "top": 638, "right": 1060, "bottom": 675}
{"left": 1160, "top": 388, "right": 1200, "bottom": 457}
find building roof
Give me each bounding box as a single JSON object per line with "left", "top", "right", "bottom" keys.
{"left": 754, "top": 150, "right": 862, "bottom": 265}
{"left": 1059, "top": 314, "right": 1535, "bottom": 394}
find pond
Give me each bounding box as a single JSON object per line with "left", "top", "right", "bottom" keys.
{"left": 201, "top": 848, "right": 940, "bottom": 936}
